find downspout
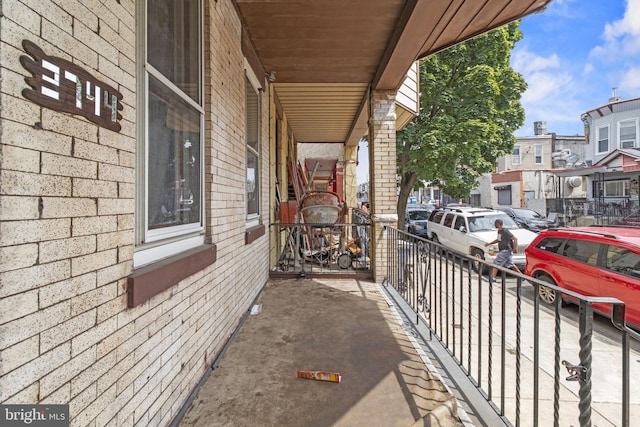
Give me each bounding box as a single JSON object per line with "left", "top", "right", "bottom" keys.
{"left": 520, "top": 171, "right": 524, "bottom": 207}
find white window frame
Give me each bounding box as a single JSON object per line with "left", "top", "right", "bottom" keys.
{"left": 245, "top": 60, "right": 262, "bottom": 228}
{"left": 134, "top": 0, "right": 205, "bottom": 267}
{"left": 511, "top": 145, "right": 521, "bottom": 165}
{"left": 534, "top": 144, "right": 543, "bottom": 165}
{"left": 619, "top": 119, "right": 638, "bottom": 149}
{"left": 597, "top": 125, "right": 610, "bottom": 154}
{"left": 603, "top": 179, "right": 630, "bottom": 197}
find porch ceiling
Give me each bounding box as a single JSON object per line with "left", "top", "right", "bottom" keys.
{"left": 235, "top": 0, "right": 552, "bottom": 145}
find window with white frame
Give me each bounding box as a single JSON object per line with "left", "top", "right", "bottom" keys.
{"left": 135, "top": 0, "right": 204, "bottom": 266}
{"left": 597, "top": 125, "right": 609, "bottom": 153}
{"left": 620, "top": 119, "right": 637, "bottom": 149}
{"left": 535, "top": 144, "right": 543, "bottom": 164}
{"left": 245, "top": 67, "right": 261, "bottom": 226}
{"left": 601, "top": 179, "right": 630, "bottom": 197}
{"left": 511, "top": 145, "right": 521, "bottom": 165}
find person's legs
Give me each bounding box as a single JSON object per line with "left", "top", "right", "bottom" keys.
{"left": 489, "top": 250, "right": 509, "bottom": 282}
{"left": 504, "top": 253, "right": 521, "bottom": 276}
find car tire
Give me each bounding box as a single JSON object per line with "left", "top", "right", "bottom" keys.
{"left": 471, "top": 248, "right": 487, "bottom": 274}
{"left": 536, "top": 274, "right": 564, "bottom": 306}
{"left": 431, "top": 235, "right": 441, "bottom": 254}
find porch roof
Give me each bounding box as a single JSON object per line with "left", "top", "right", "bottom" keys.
{"left": 236, "top": 0, "right": 552, "bottom": 146}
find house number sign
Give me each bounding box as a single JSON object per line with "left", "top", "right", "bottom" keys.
{"left": 20, "top": 40, "right": 123, "bottom": 132}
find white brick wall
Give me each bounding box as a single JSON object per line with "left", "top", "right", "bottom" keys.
{"left": 1, "top": 1, "right": 270, "bottom": 426}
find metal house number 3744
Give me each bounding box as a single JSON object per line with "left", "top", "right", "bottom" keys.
{"left": 20, "top": 40, "right": 123, "bottom": 132}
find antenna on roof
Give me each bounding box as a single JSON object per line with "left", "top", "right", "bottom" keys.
{"left": 609, "top": 87, "right": 621, "bottom": 103}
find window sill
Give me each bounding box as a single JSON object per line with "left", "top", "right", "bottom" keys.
{"left": 245, "top": 224, "right": 265, "bottom": 244}
{"left": 127, "top": 244, "right": 217, "bottom": 308}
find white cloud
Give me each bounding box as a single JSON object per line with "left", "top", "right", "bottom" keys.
{"left": 583, "top": 63, "right": 594, "bottom": 75}
{"left": 511, "top": 49, "right": 572, "bottom": 103}
{"left": 512, "top": 50, "right": 560, "bottom": 74}
{"left": 591, "top": 0, "right": 640, "bottom": 59}
{"left": 521, "top": 71, "right": 573, "bottom": 104}
{"left": 511, "top": 48, "right": 584, "bottom": 135}
{"left": 544, "top": 0, "right": 579, "bottom": 18}
{"left": 620, "top": 66, "right": 640, "bottom": 90}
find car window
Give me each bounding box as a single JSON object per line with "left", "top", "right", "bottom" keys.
{"left": 492, "top": 214, "right": 519, "bottom": 229}
{"left": 468, "top": 216, "right": 494, "bottom": 231}
{"left": 454, "top": 215, "right": 465, "bottom": 231}
{"left": 561, "top": 239, "right": 601, "bottom": 266}
{"left": 535, "top": 237, "right": 564, "bottom": 254}
{"left": 605, "top": 245, "right": 640, "bottom": 278}
{"left": 408, "top": 210, "right": 430, "bottom": 220}
{"left": 443, "top": 213, "right": 454, "bottom": 228}
{"left": 466, "top": 214, "right": 516, "bottom": 231}
{"left": 430, "top": 211, "right": 444, "bottom": 223}
{"left": 515, "top": 209, "right": 544, "bottom": 219}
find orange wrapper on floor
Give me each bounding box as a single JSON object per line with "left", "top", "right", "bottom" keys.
{"left": 296, "top": 370, "right": 342, "bottom": 383}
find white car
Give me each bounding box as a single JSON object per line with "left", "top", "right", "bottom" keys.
{"left": 426, "top": 207, "right": 539, "bottom": 273}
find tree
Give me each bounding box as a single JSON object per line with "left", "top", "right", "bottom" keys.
{"left": 397, "top": 22, "right": 527, "bottom": 226}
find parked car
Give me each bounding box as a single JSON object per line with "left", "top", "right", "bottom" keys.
{"left": 427, "top": 207, "right": 538, "bottom": 273}
{"left": 406, "top": 204, "right": 435, "bottom": 238}
{"left": 524, "top": 226, "right": 640, "bottom": 328}
{"left": 495, "top": 206, "right": 555, "bottom": 232}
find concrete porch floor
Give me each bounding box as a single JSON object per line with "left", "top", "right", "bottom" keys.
{"left": 175, "top": 278, "right": 464, "bottom": 427}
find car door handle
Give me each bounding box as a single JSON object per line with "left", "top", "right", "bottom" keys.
{"left": 602, "top": 275, "right": 616, "bottom": 282}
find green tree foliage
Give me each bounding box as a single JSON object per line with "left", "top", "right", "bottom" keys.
{"left": 397, "top": 22, "right": 527, "bottom": 224}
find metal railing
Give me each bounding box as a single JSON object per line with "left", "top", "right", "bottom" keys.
{"left": 270, "top": 209, "right": 372, "bottom": 275}
{"left": 547, "top": 198, "right": 639, "bottom": 226}
{"left": 384, "top": 226, "right": 640, "bottom": 427}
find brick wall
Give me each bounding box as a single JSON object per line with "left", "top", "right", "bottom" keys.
{"left": 368, "top": 90, "right": 398, "bottom": 282}
{"left": 0, "top": 1, "right": 270, "bottom": 425}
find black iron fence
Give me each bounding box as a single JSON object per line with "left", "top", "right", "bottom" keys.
{"left": 270, "top": 208, "right": 372, "bottom": 275}
{"left": 547, "top": 198, "right": 639, "bottom": 226}
{"left": 384, "top": 226, "right": 640, "bottom": 427}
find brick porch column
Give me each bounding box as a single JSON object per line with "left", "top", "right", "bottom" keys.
{"left": 369, "top": 90, "right": 397, "bottom": 283}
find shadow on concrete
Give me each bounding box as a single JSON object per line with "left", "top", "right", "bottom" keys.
{"left": 176, "top": 278, "right": 461, "bottom": 427}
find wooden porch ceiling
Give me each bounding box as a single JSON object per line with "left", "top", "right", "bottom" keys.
{"left": 235, "top": 0, "right": 553, "bottom": 145}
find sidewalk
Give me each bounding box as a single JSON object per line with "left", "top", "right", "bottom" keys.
{"left": 175, "top": 278, "right": 463, "bottom": 427}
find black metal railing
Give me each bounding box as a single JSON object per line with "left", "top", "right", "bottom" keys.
{"left": 384, "top": 225, "right": 640, "bottom": 427}
{"left": 270, "top": 209, "right": 372, "bottom": 275}
{"left": 548, "top": 198, "right": 640, "bottom": 226}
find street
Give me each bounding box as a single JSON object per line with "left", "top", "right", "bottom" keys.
{"left": 399, "top": 248, "right": 640, "bottom": 426}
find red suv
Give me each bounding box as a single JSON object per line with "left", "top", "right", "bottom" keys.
{"left": 524, "top": 226, "right": 640, "bottom": 327}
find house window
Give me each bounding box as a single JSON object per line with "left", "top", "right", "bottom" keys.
{"left": 620, "top": 119, "right": 637, "bottom": 149}
{"left": 595, "top": 179, "right": 631, "bottom": 197}
{"left": 535, "top": 145, "right": 543, "bottom": 164}
{"left": 511, "top": 145, "right": 521, "bottom": 165}
{"left": 135, "top": 0, "right": 204, "bottom": 266}
{"left": 597, "top": 125, "right": 609, "bottom": 154}
{"left": 245, "top": 68, "right": 261, "bottom": 225}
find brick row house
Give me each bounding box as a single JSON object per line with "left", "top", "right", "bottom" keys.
{"left": 0, "top": 1, "right": 551, "bottom": 425}
{"left": 478, "top": 94, "right": 640, "bottom": 224}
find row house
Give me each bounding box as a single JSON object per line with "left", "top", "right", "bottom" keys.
{"left": 479, "top": 121, "right": 586, "bottom": 214}
{"left": 556, "top": 94, "right": 640, "bottom": 222}
{"left": 482, "top": 94, "right": 640, "bottom": 223}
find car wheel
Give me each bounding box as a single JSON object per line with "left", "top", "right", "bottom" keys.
{"left": 431, "top": 235, "right": 441, "bottom": 254}
{"left": 536, "top": 274, "right": 562, "bottom": 306}
{"left": 471, "top": 248, "right": 487, "bottom": 274}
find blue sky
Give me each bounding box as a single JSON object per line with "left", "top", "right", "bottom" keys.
{"left": 358, "top": 0, "right": 640, "bottom": 183}
{"left": 513, "top": 0, "right": 640, "bottom": 136}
